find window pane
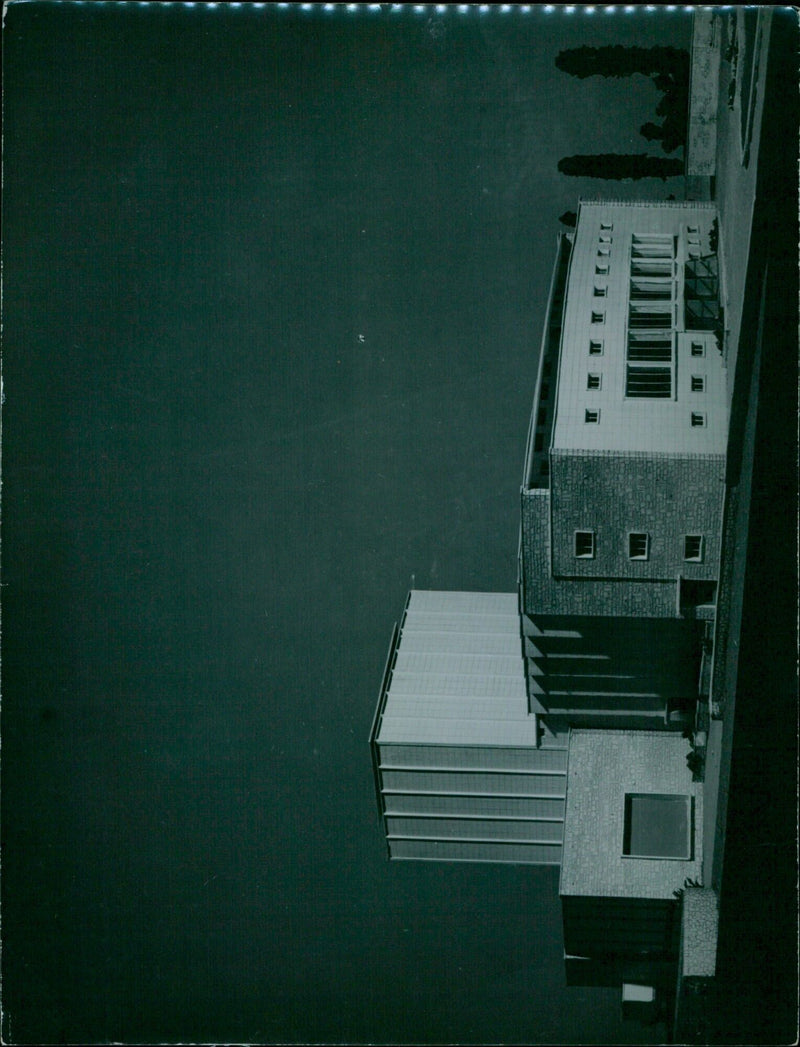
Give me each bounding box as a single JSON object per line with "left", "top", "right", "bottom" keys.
{"left": 626, "top": 366, "right": 671, "bottom": 398}
{"left": 575, "top": 531, "right": 594, "bottom": 557}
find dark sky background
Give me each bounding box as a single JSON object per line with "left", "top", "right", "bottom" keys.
{"left": 3, "top": 4, "right": 692, "bottom": 1043}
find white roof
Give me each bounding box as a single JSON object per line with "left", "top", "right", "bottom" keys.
{"left": 376, "top": 590, "right": 538, "bottom": 748}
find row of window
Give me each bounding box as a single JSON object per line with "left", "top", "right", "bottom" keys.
{"left": 574, "top": 530, "right": 704, "bottom": 562}
{"left": 583, "top": 410, "right": 707, "bottom": 426}
{"left": 583, "top": 373, "right": 706, "bottom": 392}
{"left": 588, "top": 338, "right": 707, "bottom": 358}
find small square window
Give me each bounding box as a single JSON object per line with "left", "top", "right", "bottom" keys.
{"left": 623, "top": 793, "right": 692, "bottom": 860}
{"left": 593, "top": 285, "right": 607, "bottom": 298}
{"left": 589, "top": 340, "right": 604, "bottom": 356}
{"left": 691, "top": 375, "right": 705, "bottom": 392}
{"left": 600, "top": 221, "right": 613, "bottom": 231}
{"left": 691, "top": 412, "right": 706, "bottom": 427}
{"left": 599, "top": 234, "right": 612, "bottom": 244}
{"left": 595, "top": 263, "right": 609, "bottom": 275}
{"left": 584, "top": 408, "right": 600, "bottom": 424}
{"left": 684, "top": 535, "right": 704, "bottom": 561}
{"left": 598, "top": 245, "right": 610, "bottom": 257}
{"left": 591, "top": 311, "right": 605, "bottom": 324}
{"left": 587, "top": 373, "right": 601, "bottom": 390}
{"left": 574, "top": 531, "right": 595, "bottom": 558}
{"left": 688, "top": 247, "right": 700, "bottom": 259}
{"left": 691, "top": 341, "right": 705, "bottom": 357}
{"left": 628, "top": 532, "right": 649, "bottom": 560}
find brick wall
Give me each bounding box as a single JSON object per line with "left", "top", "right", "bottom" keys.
{"left": 550, "top": 450, "right": 725, "bottom": 581}
{"left": 520, "top": 488, "right": 679, "bottom": 617}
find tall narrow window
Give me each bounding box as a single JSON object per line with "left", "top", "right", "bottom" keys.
{"left": 591, "top": 311, "right": 605, "bottom": 324}
{"left": 684, "top": 535, "right": 704, "bottom": 562}
{"left": 575, "top": 531, "right": 595, "bottom": 558}
{"left": 691, "top": 341, "right": 705, "bottom": 357}
{"left": 628, "top": 532, "right": 649, "bottom": 560}
{"left": 593, "top": 286, "right": 607, "bottom": 298}
{"left": 589, "top": 340, "right": 604, "bottom": 355}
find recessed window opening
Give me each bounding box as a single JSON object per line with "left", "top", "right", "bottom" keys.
{"left": 593, "top": 286, "right": 607, "bottom": 297}
{"left": 627, "top": 335, "right": 672, "bottom": 362}
{"left": 623, "top": 793, "right": 692, "bottom": 860}
{"left": 691, "top": 412, "right": 706, "bottom": 427}
{"left": 628, "top": 532, "right": 649, "bottom": 560}
{"left": 691, "top": 375, "right": 705, "bottom": 392}
{"left": 684, "top": 535, "right": 704, "bottom": 561}
{"left": 587, "top": 373, "right": 601, "bottom": 390}
{"left": 691, "top": 341, "right": 705, "bottom": 357}
{"left": 589, "top": 340, "right": 604, "bottom": 355}
{"left": 632, "top": 258, "right": 672, "bottom": 277}
{"left": 599, "top": 234, "right": 612, "bottom": 244}
{"left": 600, "top": 221, "right": 613, "bottom": 231}
{"left": 574, "top": 531, "right": 595, "bottom": 558}
{"left": 584, "top": 408, "right": 600, "bottom": 423}
{"left": 626, "top": 366, "right": 671, "bottom": 398}
{"left": 591, "top": 311, "right": 605, "bottom": 324}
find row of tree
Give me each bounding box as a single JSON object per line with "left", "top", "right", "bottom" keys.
{"left": 555, "top": 45, "right": 690, "bottom": 182}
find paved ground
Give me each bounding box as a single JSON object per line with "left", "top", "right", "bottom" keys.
{"left": 699, "top": 11, "right": 798, "bottom": 1044}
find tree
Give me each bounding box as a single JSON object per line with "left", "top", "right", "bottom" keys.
{"left": 557, "top": 153, "right": 684, "bottom": 181}
{"left": 555, "top": 45, "right": 689, "bottom": 83}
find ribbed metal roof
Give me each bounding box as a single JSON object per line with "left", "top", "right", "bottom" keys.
{"left": 376, "top": 590, "right": 537, "bottom": 748}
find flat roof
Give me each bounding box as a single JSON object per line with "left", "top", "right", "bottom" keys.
{"left": 376, "top": 590, "right": 538, "bottom": 749}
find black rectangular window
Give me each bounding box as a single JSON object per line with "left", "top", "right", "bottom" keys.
{"left": 623, "top": 794, "right": 692, "bottom": 860}
{"left": 593, "top": 286, "right": 607, "bottom": 298}
{"left": 626, "top": 366, "right": 671, "bottom": 398}
{"left": 691, "top": 412, "right": 706, "bottom": 427}
{"left": 691, "top": 341, "right": 705, "bottom": 357}
{"left": 589, "top": 340, "right": 603, "bottom": 355}
{"left": 627, "top": 334, "right": 672, "bottom": 361}
{"left": 584, "top": 409, "right": 600, "bottom": 423}
{"left": 587, "top": 373, "right": 601, "bottom": 390}
{"left": 574, "top": 531, "right": 595, "bottom": 558}
{"left": 628, "top": 533, "right": 649, "bottom": 560}
{"left": 691, "top": 375, "right": 705, "bottom": 392}
{"left": 684, "top": 535, "right": 704, "bottom": 561}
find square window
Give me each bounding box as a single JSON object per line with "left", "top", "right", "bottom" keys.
{"left": 589, "top": 340, "right": 604, "bottom": 356}
{"left": 593, "top": 285, "right": 607, "bottom": 297}
{"left": 584, "top": 408, "right": 600, "bottom": 424}
{"left": 687, "top": 225, "right": 699, "bottom": 234}
{"left": 628, "top": 532, "right": 649, "bottom": 560}
{"left": 623, "top": 794, "right": 692, "bottom": 860}
{"left": 595, "top": 263, "right": 609, "bottom": 275}
{"left": 626, "top": 366, "right": 671, "bottom": 398}
{"left": 684, "top": 535, "right": 704, "bottom": 561}
{"left": 691, "top": 375, "right": 705, "bottom": 392}
{"left": 597, "top": 245, "right": 610, "bottom": 257}
{"left": 691, "top": 341, "right": 705, "bottom": 357}
{"left": 574, "top": 531, "right": 595, "bottom": 558}
{"left": 600, "top": 221, "right": 613, "bottom": 231}
{"left": 587, "top": 373, "right": 601, "bottom": 390}
{"left": 591, "top": 311, "right": 605, "bottom": 324}
{"left": 691, "top": 412, "right": 706, "bottom": 427}
{"left": 599, "top": 234, "right": 612, "bottom": 244}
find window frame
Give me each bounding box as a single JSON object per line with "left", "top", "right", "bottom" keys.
{"left": 683, "top": 535, "right": 704, "bottom": 562}
{"left": 628, "top": 532, "right": 650, "bottom": 561}
{"left": 574, "top": 530, "right": 595, "bottom": 559}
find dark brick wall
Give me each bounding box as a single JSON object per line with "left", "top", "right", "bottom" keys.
{"left": 550, "top": 450, "right": 726, "bottom": 581}
{"left": 520, "top": 488, "right": 679, "bottom": 617}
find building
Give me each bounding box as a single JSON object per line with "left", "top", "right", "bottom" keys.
{"left": 370, "top": 197, "right": 727, "bottom": 1023}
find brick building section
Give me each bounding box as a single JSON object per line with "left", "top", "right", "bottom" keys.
{"left": 521, "top": 489, "right": 679, "bottom": 618}
{"left": 550, "top": 450, "right": 725, "bottom": 582}
{"left": 560, "top": 730, "right": 703, "bottom": 961}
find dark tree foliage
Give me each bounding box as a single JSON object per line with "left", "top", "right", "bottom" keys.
{"left": 557, "top": 153, "right": 684, "bottom": 181}
{"left": 558, "top": 210, "right": 578, "bottom": 227}
{"left": 555, "top": 45, "right": 689, "bottom": 82}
